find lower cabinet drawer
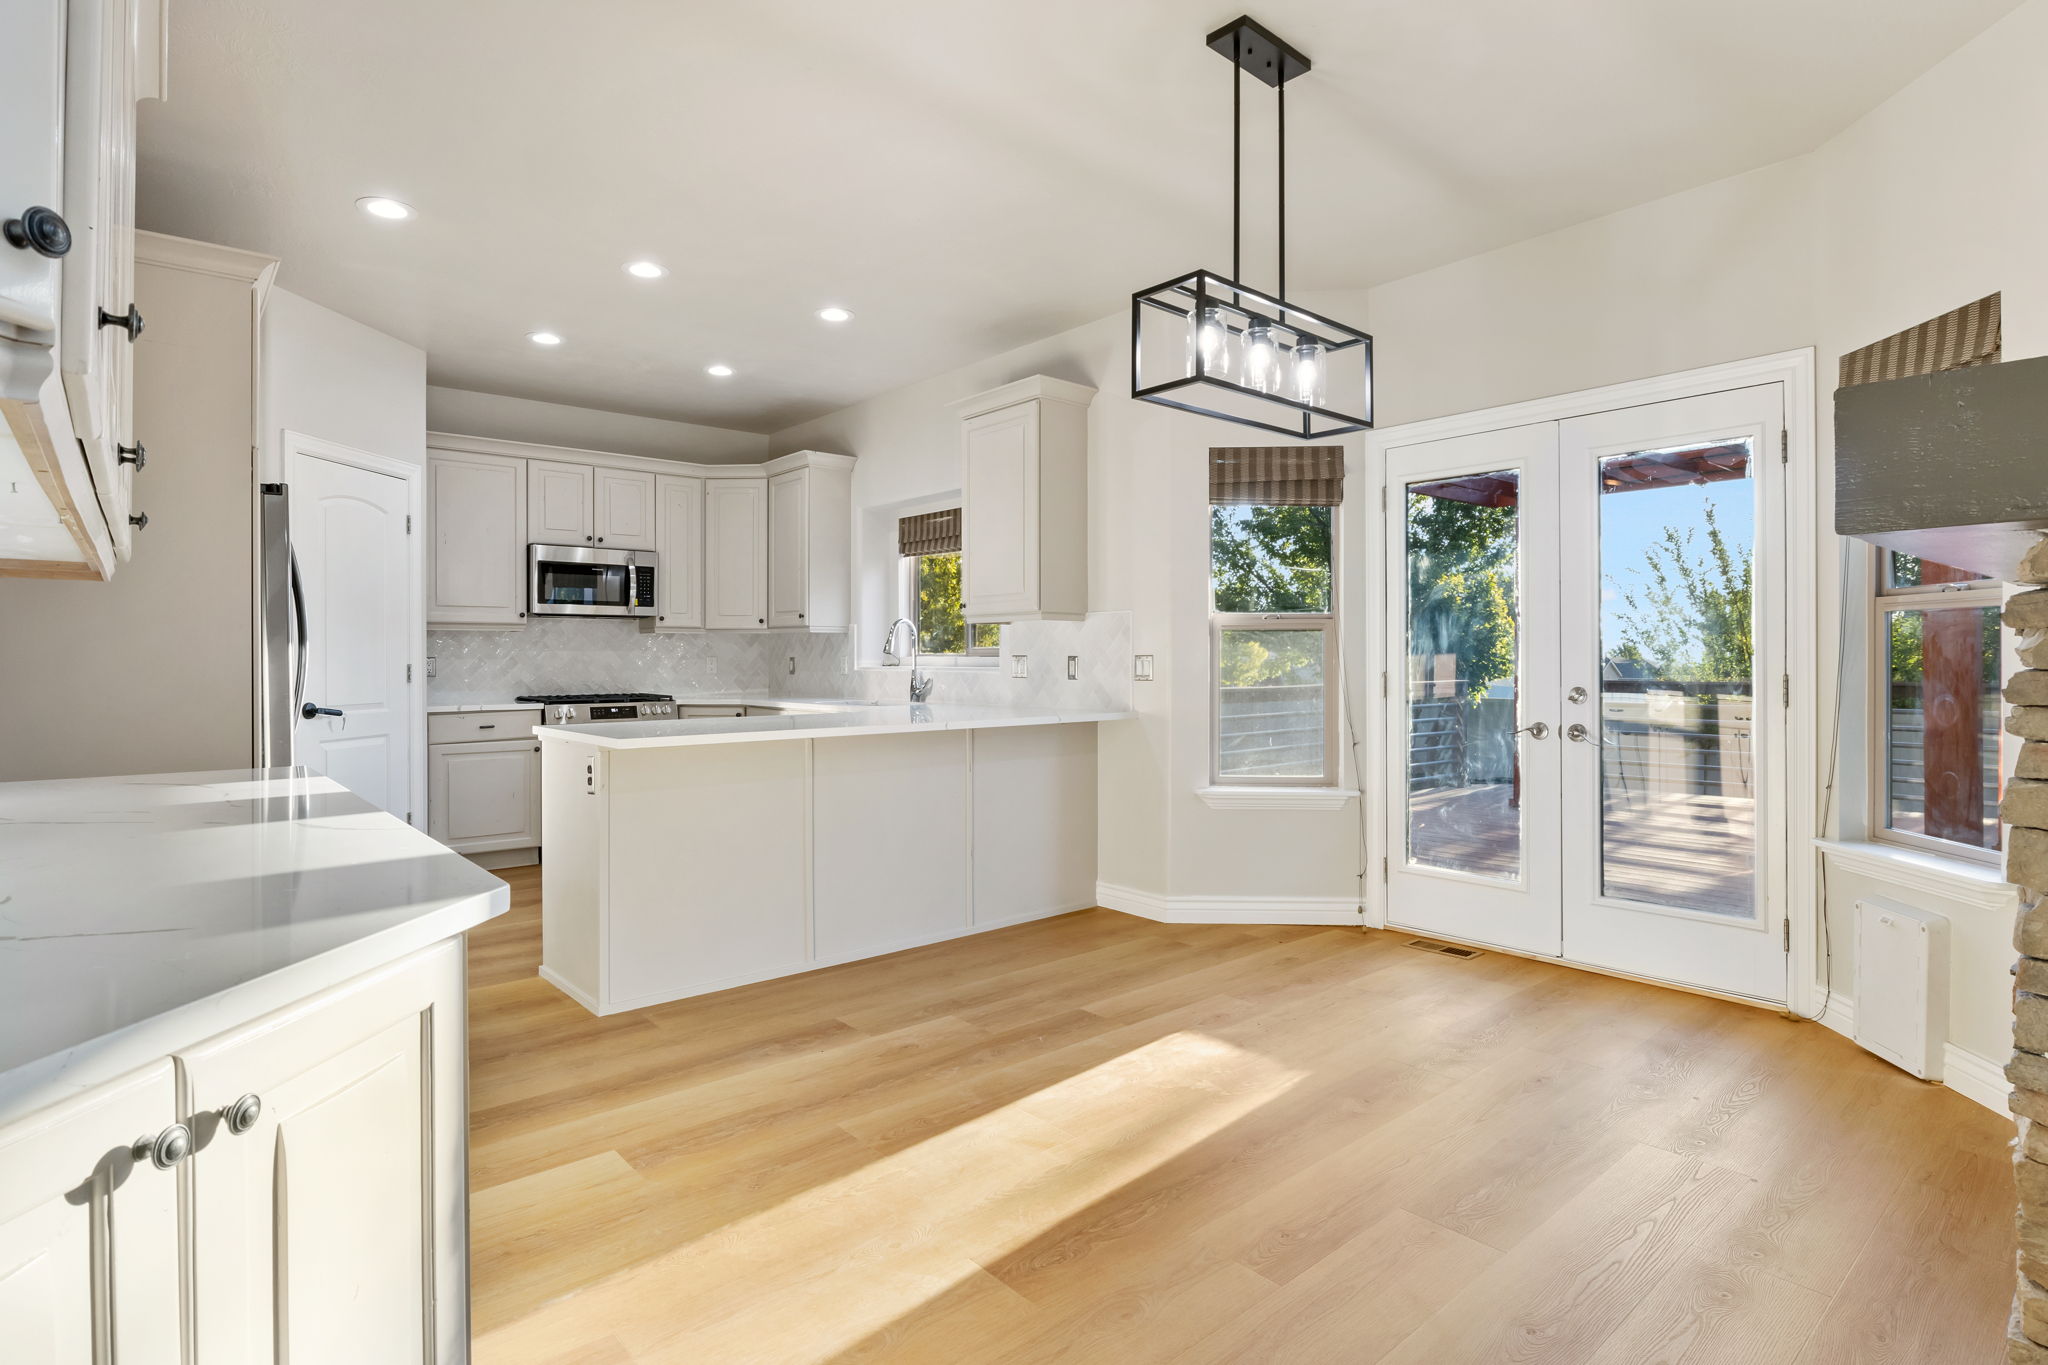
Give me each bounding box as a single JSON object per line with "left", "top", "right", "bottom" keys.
{"left": 426, "top": 709, "right": 540, "bottom": 744}
{"left": 680, "top": 705, "right": 747, "bottom": 718}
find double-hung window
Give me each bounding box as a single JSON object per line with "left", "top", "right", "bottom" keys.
{"left": 897, "top": 507, "right": 999, "bottom": 658}
{"left": 1209, "top": 446, "right": 1342, "bottom": 786}
{"left": 1873, "top": 552, "right": 2003, "bottom": 861}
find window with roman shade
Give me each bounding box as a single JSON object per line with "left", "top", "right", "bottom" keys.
{"left": 895, "top": 506, "right": 994, "bottom": 657}
{"left": 1208, "top": 446, "right": 1344, "bottom": 786}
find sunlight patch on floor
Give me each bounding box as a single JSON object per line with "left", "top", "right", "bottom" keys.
{"left": 474, "top": 1030, "right": 1307, "bottom": 1364}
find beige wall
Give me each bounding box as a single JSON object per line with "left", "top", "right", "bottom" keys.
{"left": 261, "top": 287, "right": 425, "bottom": 477}
{"left": 425, "top": 385, "right": 768, "bottom": 464}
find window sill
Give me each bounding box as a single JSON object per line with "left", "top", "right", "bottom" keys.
{"left": 858, "top": 658, "right": 999, "bottom": 673}
{"left": 1812, "top": 838, "right": 2016, "bottom": 913}
{"left": 1198, "top": 786, "right": 1359, "bottom": 811}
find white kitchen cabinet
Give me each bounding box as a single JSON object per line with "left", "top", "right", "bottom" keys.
{"left": 765, "top": 451, "right": 853, "bottom": 631}
{"left": 0, "top": 0, "right": 167, "bottom": 579}
{"left": 0, "top": 1060, "right": 181, "bottom": 1365}
{"left": 527, "top": 458, "right": 595, "bottom": 544}
{"left": 427, "top": 447, "right": 528, "bottom": 626}
{"left": 705, "top": 474, "right": 767, "bottom": 629}
{"left": 649, "top": 472, "right": 703, "bottom": 630}
{"left": 430, "top": 736, "right": 541, "bottom": 852}
{"left": 595, "top": 465, "right": 655, "bottom": 549}
{"left": 954, "top": 375, "right": 1093, "bottom": 623}
{"left": 179, "top": 938, "right": 468, "bottom": 1365}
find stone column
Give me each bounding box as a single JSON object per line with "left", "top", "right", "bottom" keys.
{"left": 2004, "top": 536, "right": 2048, "bottom": 1364}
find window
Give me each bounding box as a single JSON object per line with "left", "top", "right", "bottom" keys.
{"left": 1873, "top": 551, "right": 2003, "bottom": 860}
{"left": 896, "top": 507, "right": 997, "bottom": 658}
{"left": 1209, "top": 447, "right": 1342, "bottom": 786}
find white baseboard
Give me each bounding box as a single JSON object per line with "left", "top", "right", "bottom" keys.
{"left": 1095, "top": 881, "right": 1364, "bottom": 926}
{"left": 1812, "top": 990, "right": 2008, "bottom": 1117}
{"left": 536, "top": 964, "right": 600, "bottom": 1013}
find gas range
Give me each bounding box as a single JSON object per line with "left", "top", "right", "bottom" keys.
{"left": 516, "top": 692, "right": 678, "bottom": 724}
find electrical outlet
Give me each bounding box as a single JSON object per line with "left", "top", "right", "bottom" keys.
{"left": 425, "top": 656, "right": 437, "bottom": 678}
{"left": 1066, "top": 655, "right": 1079, "bottom": 681}
{"left": 1133, "top": 654, "right": 1154, "bottom": 681}
{"left": 787, "top": 655, "right": 797, "bottom": 676}
{"left": 1011, "top": 655, "right": 1029, "bottom": 679}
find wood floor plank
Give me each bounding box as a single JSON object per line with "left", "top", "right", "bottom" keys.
{"left": 466, "top": 866, "right": 2016, "bottom": 1363}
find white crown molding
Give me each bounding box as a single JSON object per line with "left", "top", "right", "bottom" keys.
{"left": 1196, "top": 785, "right": 1360, "bottom": 811}
{"left": 1814, "top": 838, "right": 2017, "bottom": 913}
{"left": 951, "top": 374, "right": 1098, "bottom": 419}
{"left": 134, "top": 230, "right": 279, "bottom": 283}
{"left": 1814, "top": 991, "right": 2009, "bottom": 1117}
{"left": 426, "top": 430, "right": 851, "bottom": 480}
{"left": 1096, "top": 881, "right": 1363, "bottom": 925}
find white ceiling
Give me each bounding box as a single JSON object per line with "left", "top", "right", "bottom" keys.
{"left": 137, "top": 0, "right": 2022, "bottom": 434}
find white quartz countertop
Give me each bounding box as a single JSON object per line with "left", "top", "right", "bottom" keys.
{"left": 0, "top": 769, "right": 508, "bottom": 1121}
{"left": 536, "top": 703, "right": 1132, "bottom": 750}
{"left": 426, "top": 695, "right": 806, "bottom": 714}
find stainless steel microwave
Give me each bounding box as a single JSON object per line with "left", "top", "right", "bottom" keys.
{"left": 528, "top": 543, "right": 658, "bottom": 618}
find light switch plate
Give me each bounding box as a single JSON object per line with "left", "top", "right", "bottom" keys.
{"left": 1011, "top": 655, "right": 1029, "bottom": 678}
{"left": 1133, "top": 654, "right": 1154, "bottom": 681}
{"left": 787, "top": 655, "right": 797, "bottom": 676}
{"left": 1066, "top": 655, "right": 1079, "bottom": 681}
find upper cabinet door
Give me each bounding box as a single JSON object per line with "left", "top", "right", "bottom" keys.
{"left": 767, "top": 469, "right": 808, "bottom": 627}
{"left": 0, "top": 0, "right": 65, "bottom": 335}
{"left": 594, "top": 466, "right": 655, "bottom": 549}
{"left": 527, "top": 459, "right": 594, "bottom": 544}
{"left": 427, "top": 450, "right": 527, "bottom": 626}
{"left": 961, "top": 402, "right": 1039, "bottom": 619}
{"left": 652, "top": 473, "right": 704, "bottom": 629}
{"left": 704, "top": 477, "right": 766, "bottom": 629}
{"left": 0, "top": 1059, "right": 182, "bottom": 1365}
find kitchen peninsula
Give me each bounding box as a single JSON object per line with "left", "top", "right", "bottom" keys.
{"left": 536, "top": 703, "right": 1124, "bottom": 1014}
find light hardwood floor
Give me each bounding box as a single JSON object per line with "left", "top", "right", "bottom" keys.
{"left": 467, "top": 865, "right": 2016, "bottom": 1363}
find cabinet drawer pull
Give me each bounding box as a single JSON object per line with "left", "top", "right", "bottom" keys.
{"left": 97, "top": 303, "right": 145, "bottom": 340}
{"left": 118, "top": 443, "right": 146, "bottom": 468}
{"left": 223, "top": 1093, "right": 262, "bottom": 1135}
{"left": 134, "top": 1122, "right": 193, "bottom": 1169}
{"left": 477, "top": 723, "right": 495, "bottom": 729}
{"left": 3, "top": 205, "right": 71, "bottom": 258}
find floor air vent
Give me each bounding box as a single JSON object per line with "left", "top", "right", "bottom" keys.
{"left": 1405, "top": 938, "right": 1484, "bottom": 959}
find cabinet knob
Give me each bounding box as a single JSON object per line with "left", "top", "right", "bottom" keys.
{"left": 3, "top": 205, "right": 71, "bottom": 258}
{"left": 128, "top": 511, "right": 149, "bottom": 530}
{"left": 223, "top": 1093, "right": 262, "bottom": 1135}
{"left": 758, "top": 618, "right": 765, "bottom": 625}
{"left": 97, "top": 303, "right": 145, "bottom": 341}
{"left": 134, "top": 1122, "right": 193, "bottom": 1170}
{"left": 585, "top": 535, "right": 594, "bottom": 543}
{"left": 118, "top": 443, "right": 146, "bottom": 468}
{"left": 597, "top": 536, "right": 604, "bottom": 543}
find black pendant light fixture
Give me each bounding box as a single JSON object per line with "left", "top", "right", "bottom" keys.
{"left": 1130, "top": 16, "right": 1373, "bottom": 438}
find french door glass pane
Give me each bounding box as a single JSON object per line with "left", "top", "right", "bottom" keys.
{"left": 1405, "top": 471, "right": 1520, "bottom": 879}
{"left": 1216, "top": 628, "right": 1328, "bottom": 780}
{"left": 1596, "top": 440, "right": 1756, "bottom": 918}
{"left": 1885, "top": 604, "right": 2002, "bottom": 848}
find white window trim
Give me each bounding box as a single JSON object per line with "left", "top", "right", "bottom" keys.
{"left": 1868, "top": 557, "right": 2005, "bottom": 867}
{"left": 1208, "top": 505, "right": 1341, "bottom": 789}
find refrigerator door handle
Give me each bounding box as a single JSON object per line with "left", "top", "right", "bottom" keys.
{"left": 288, "top": 544, "right": 308, "bottom": 719}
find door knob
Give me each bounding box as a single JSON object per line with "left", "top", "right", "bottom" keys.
{"left": 3, "top": 206, "right": 71, "bottom": 257}
{"left": 223, "top": 1093, "right": 262, "bottom": 1135}
{"left": 1515, "top": 721, "right": 1549, "bottom": 740}
{"left": 134, "top": 1122, "right": 193, "bottom": 1170}
{"left": 301, "top": 702, "right": 342, "bottom": 719}
{"left": 97, "top": 303, "right": 145, "bottom": 340}
{"left": 1566, "top": 722, "right": 1593, "bottom": 742}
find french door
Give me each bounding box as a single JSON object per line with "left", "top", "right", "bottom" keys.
{"left": 1382, "top": 385, "right": 1787, "bottom": 1003}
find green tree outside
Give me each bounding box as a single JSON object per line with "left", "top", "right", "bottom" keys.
{"left": 913, "top": 552, "right": 998, "bottom": 655}
{"left": 1607, "top": 503, "right": 1751, "bottom": 682}
{"left": 1406, "top": 492, "right": 1517, "bottom": 696}
{"left": 1213, "top": 506, "right": 1331, "bottom": 687}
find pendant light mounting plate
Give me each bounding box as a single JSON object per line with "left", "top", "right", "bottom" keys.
{"left": 1206, "top": 15, "right": 1310, "bottom": 87}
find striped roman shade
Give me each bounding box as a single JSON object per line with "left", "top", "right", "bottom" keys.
{"left": 1209, "top": 446, "right": 1345, "bottom": 506}
{"left": 1839, "top": 292, "right": 2001, "bottom": 389}
{"left": 898, "top": 507, "right": 961, "bottom": 556}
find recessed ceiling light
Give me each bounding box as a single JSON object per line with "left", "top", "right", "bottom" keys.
{"left": 529, "top": 331, "right": 562, "bottom": 347}
{"left": 817, "top": 306, "right": 853, "bottom": 323}
{"left": 625, "top": 260, "right": 667, "bottom": 279}
{"left": 357, "top": 196, "right": 414, "bottom": 220}
{"left": 706, "top": 364, "right": 734, "bottom": 377}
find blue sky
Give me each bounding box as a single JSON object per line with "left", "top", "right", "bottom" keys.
{"left": 1597, "top": 472, "right": 1755, "bottom": 652}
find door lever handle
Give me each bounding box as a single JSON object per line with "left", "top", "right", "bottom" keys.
{"left": 1515, "top": 721, "right": 1549, "bottom": 740}
{"left": 1565, "top": 722, "right": 1597, "bottom": 744}
{"left": 301, "top": 702, "right": 342, "bottom": 719}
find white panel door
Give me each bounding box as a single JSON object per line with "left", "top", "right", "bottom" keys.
{"left": 293, "top": 447, "right": 412, "bottom": 820}
{"left": 1556, "top": 385, "right": 1786, "bottom": 1001}
{"left": 527, "top": 459, "right": 594, "bottom": 544}
{"left": 1383, "top": 422, "right": 1564, "bottom": 958}
{"left": 594, "top": 466, "right": 655, "bottom": 550}
{"left": 181, "top": 946, "right": 456, "bottom": 1365}
{"left": 767, "top": 468, "right": 808, "bottom": 627}
{"left": 961, "top": 401, "right": 1038, "bottom": 619}
{"left": 429, "top": 738, "right": 539, "bottom": 849}
{"left": 0, "top": 1061, "right": 180, "bottom": 1365}
{"left": 704, "top": 477, "right": 766, "bottom": 629}
{"left": 427, "top": 450, "right": 526, "bottom": 625}
{"left": 652, "top": 473, "right": 704, "bottom": 629}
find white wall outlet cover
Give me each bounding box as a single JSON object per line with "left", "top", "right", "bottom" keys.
{"left": 1133, "top": 654, "right": 1154, "bottom": 681}
{"left": 425, "top": 656, "right": 437, "bottom": 678}
{"left": 1011, "top": 655, "right": 1029, "bottom": 678}
{"left": 1066, "top": 655, "right": 1079, "bottom": 680}
{"left": 787, "top": 655, "right": 797, "bottom": 675}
